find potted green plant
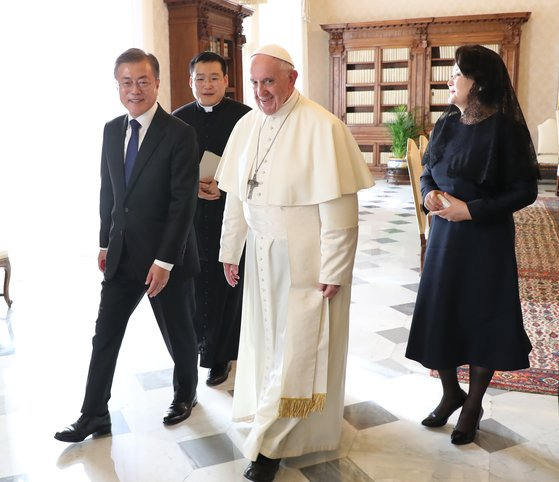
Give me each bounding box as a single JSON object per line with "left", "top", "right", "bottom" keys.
{"left": 386, "top": 105, "right": 420, "bottom": 184}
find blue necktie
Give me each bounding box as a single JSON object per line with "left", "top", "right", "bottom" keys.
{"left": 125, "top": 119, "right": 141, "bottom": 186}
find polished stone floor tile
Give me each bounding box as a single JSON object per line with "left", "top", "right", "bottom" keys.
{"left": 362, "top": 248, "right": 389, "bottom": 256}
{"left": 344, "top": 400, "right": 399, "bottom": 430}
{"left": 371, "top": 237, "right": 397, "bottom": 243}
{"left": 390, "top": 302, "right": 416, "bottom": 315}
{"left": 486, "top": 387, "right": 509, "bottom": 396}
{"left": 388, "top": 219, "right": 411, "bottom": 225}
{"left": 402, "top": 282, "right": 420, "bottom": 292}
{"left": 300, "top": 457, "right": 374, "bottom": 482}
{"left": 1, "top": 180, "right": 557, "bottom": 481}
{"left": 376, "top": 327, "right": 410, "bottom": 344}
{"left": 477, "top": 418, "right": 528, "bottom": 453}
{"left": 136, "top": 368, "right": 173, "bottom": 391}
{"left": 109, "top": 410, "right": 131, "bottom": 436}
{"left": 351, "top": 277, "right": 368, "bottom": 285}
{"left": 0, "top": 395, "right": 15, "bottom": 416}
{"left": 0, "top": 314, "right": 14, "bottom": 357}
{"left": 354, "top": 261, "right": 379, "bottom": 269}
{"left": 364, "top": 358, "right": 413, "bottom": 378}
{"left": 179, "top": 433, "right": 243, "bottom": 468}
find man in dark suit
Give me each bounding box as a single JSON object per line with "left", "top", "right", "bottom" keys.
{"left": 55, "top": 48, "right": 200, "bottom": 443}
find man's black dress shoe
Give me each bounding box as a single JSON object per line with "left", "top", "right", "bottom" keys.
{"left": 163, "top": 394, "right": 198, "bottom": 425}
{"left": 54, "top": 413, "right": 111, "bottom": 443}
{"left": 206, "top": 361, "right": 232, "bottom": 386}
{"left": 421, "top": 390, "right": 467, "bottom": 427}
{"left": 243, "top": 453, "right": 281, "bottom": 482}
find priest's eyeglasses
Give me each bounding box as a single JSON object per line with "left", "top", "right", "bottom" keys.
{"left": 118, "top": 79, "right": 153, "bottom": 91}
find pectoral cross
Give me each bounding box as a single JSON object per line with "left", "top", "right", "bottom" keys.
{"left": 247, "top": 173, "right": 260, "bottom": 199}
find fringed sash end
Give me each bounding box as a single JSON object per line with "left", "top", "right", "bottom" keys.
{"left": 278, "top": 393, "right": 326, "bottom": 418}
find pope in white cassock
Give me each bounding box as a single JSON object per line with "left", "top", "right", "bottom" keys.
{"left": 216, "top": 44, "right": 374, "bottom": 482}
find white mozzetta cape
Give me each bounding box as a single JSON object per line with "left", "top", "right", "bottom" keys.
{"left": 215, "top": 90, "right": 373, "bottom": 205}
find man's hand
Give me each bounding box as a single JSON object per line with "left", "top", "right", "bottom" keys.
{"left": 145, "top": 264, "right": 170, "bottom": 298}
{"left": 199, "top": 177, "right": 221, "bottom": 201}
{"left": 223, "top": 263, "right": 240, "bottom": 287}
{"left": 98, "top": 250, "right": 107, "bottom": 272}
{"left": 318, "top": 283, "right": 340, "bottom": 299}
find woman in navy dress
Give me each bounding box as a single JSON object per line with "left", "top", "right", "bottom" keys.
{"left": 405, "top": 45, "right": 539, "bottom": 445}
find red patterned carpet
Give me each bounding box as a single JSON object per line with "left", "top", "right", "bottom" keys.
{"left": 456, "top": 197, "right": 559, "bottom": 395}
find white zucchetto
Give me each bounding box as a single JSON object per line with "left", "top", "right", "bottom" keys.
{"left": 251, "top": 44, "right": 294, "bottom": 67}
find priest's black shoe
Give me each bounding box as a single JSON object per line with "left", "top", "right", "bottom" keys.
{"left": 206, "top": 361, "right": 232, "bottom": 386}
{"left": 54, "top": 413, "right": 111, "bottom": 443}
{"left": 243, "top": 453, "right": 281, "bottom": 482}
{"left": 163, "top": 394, "right": 198, "bottom": 425}
{"left": 421, "top": 390, "right": 467, "bottom": 427}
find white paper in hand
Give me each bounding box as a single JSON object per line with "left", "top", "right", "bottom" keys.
{"left": 437, "top": 193, "right": 451, "bottom": 208}
{"left": 199, "top": 150, "right": 221, "bottom": 179}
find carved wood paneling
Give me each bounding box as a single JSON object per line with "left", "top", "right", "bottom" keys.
{"left": 164, "top": 0, "right": 253, "bottom": 110}
{"left": 321, "top": 12, "right": 530, "bottom": 174}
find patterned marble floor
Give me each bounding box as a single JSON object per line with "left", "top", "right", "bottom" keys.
{"left": 1, "top": 180, "right": 558, "bottom": 482}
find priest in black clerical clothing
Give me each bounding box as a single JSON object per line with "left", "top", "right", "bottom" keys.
{"left": 173, "top": 51, "right": 250, "bottom": 386}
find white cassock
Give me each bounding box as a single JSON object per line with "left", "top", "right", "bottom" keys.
{"left": 216, "top": 90, "right": 374, "bottom": 460}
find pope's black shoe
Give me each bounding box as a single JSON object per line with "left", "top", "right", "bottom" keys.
{"left": 243, "top": 453, "right": 281, "bottom": 482}
{"left": 163, "top": 393, "right": 198, "bottom": 425}
{"left": 54, "top": 413, "right": 111, "bottom": 443}
{"left": 206, "top": 361, "right": 232, "bottom": 387}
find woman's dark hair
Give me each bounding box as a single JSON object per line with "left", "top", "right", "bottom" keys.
{"left": 455, "top": 45, "right": 506, "bottom": 106}
{"left": 454, "top": 45, "right": 526, "bottom": 125}
{"left": 428, "top": 44, "right": 540, "bottom": 181}
{"left": 114, "top": 48, "right": 160, "bottom": 79}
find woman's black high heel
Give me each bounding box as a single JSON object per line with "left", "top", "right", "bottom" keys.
{"left": 451, "top": 407, "right": 484, "bottom": 445}
{"left": 421, "top": 390, "right": 467, "bottom": 427}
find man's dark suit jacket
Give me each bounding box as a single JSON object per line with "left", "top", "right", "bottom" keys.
{"left": 99, "top": 104, "right": 200, "bottom": 281}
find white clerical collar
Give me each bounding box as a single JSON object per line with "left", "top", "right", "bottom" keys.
{"left": 197, "top": 99, "right": 223, "bottom": 112}
{"left": 269, "top": 89, "right": 299, "bottom": 118}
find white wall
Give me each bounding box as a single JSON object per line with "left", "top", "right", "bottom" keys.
{"left": 0, "top": 0, "right": 145, "bottom": 263}
{"left": 239, "top": 0, "right": 306, "bottom": 106}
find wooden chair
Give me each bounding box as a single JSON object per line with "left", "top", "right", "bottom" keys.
{"left": 419, "top": 134, "right": 429, "bottom": 158}
{"left": 556, "top": 109, "right": 559, "bottom": 196}
{"left": 536, "top": 117, "right": 559, "bottom": 181}
{"left": 406, "top": 136, "right": 429, "bottom": 272}
{"left": 0, "top": 251, "right": 12, "bottom": 308}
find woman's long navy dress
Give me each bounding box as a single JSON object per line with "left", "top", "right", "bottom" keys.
{"left": 405, "top": 111, "right": 538, "bottom": 370}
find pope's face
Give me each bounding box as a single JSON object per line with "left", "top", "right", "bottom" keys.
{"left": 189, "top": 60, "right": 228, "bottom": 107}
{"left": 116, "top": 60, "right": 159, "bottom": 118}
{"left": 250, "top": 54, "right": 297, "bottom": 115}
